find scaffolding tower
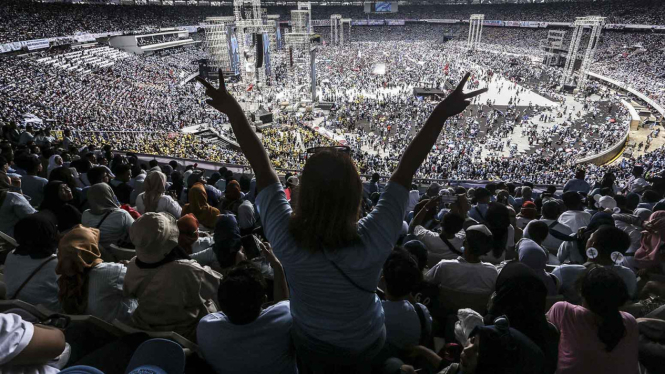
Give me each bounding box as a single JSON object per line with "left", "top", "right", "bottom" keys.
{"left": 297, "top": 1, "right": 312, "bottom": 33}
{"left": 340, "top": 18, "right": 352, "bottom": 45}
{"left": 204, "top": 16, "right": 236, "bottom": 73}
{"left": 285, "top": 9, "right": 316, "bottom": 101}
{"left": 560, "top": 16, "right": 606, "bottom": 90}
{"left": 330, "top": 14, "right": 342, "bottom": 46}
{"left": 232, "top": 0, "right": 276, "bottom": 86}
{"left": 467, "top": 14, "right": 484, "bottom": 51}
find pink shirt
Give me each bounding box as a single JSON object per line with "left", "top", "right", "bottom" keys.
{"left": 547, "top": 302, "right": 638, "bottom": 374}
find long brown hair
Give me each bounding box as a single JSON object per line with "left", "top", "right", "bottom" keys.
{"left": 289, "top": 150, "right": 362, "bottom": 251}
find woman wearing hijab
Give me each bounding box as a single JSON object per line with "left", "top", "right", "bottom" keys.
{"left": 219, "top": 179, "right": 243, "bottom": 215}
{"left": 40, "top": 180, "right": 82, "bottom": 233}
{"left": 485, "top": 262, "right": 559, "bottom": 374}
{"left": 81, "top": 183, "right": 135, "bottom": 251}
{"left": 56, "top": 225, "right": 137, "bottom": 323}
{"left": 47, "top": 154, "right": 63, "bottom": 178}
{"left": 0, "top": 171, "right": 37, "bottom": 237}
{"left": 177, "top": 213, "right": 215, "bottom": 266}
{"left": 182, "top": 173, "right": 219, "bottom": 229}
{"left": 135, "top": 171, "right": 181, "bottom": 218}
{"left": 212, "top": 214, "right": 246, "bottom": 272}
{"left": 517, "top": 238, "right": 558, "bottom": 296}
{"left": 635, "top": 210, "right": 665, "bottom": 270}
{"left": 5, "top": 214, "right": 61, "bottom": 311}
{"left": 48, "top": 166, "right": 82, "bottom": 207}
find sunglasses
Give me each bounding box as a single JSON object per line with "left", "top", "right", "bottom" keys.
{"left": 306, "top": 146, "right": 351, "bottom": 155}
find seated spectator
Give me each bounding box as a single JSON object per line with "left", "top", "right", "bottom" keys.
{"left": 4, "top": 214, "right": 60, "bottom": 311}
{"left": 16, "top": 154, "right": 47, "bottom": 207}
{"left": 135, "top": 171, "right": 181, "bottom": 217}
{"left": 468, "top": 187, "right": 491, "bottom": 223}
{"left": 56, "top": 225, "right": 137, "bottom": 323}
{"left": 237, "top": 199, "right": 257, "bottom": 234}
{"left": 81, "top": 183, "right": 134, "bottom": 250}
{"left": 212, "top": 213, "right": 248, "bottom": 271}
{"left": 425, "top": 224, "right": 498, "bottom": 294}
{"left": 40, "top": 180, "right": 82, "bottom": 233}
{"left": 627, "top": 165, "right": 649, "bottom": 194}
{"left": 558, "top": 191, "right": 591, "bottom": 232}
{"left": 402, "top": 240, "right": 428, "bottom": 272}
{"left": 516, "top": 226, "right": 558, "bottom": 296}
{"left": 402, "top": 318, "right": 545, "bottom": 374}
{"left": 558, "top": 212, "right": 614, "bottom": 264}
{"left": 534, "top": 200, "right": 574, "bottom": 264}
{"left": 219, "top": 179, "right": 243, "bottom": 215}
{"left": 109, "top": 163, "right": 133, "bottom": 205}
{"left": 0, "top": 170, "right": 36, "bottom": 237}
{"left": 48, "top": 166, "right": 82, "bottom": 206}
{"left": 516, "top": 201, "right": 537, "bottom": 230}
{"left": 47, "top": 154, "right": 63, "bottom": 178}
{"left": 123, "top": 212, "right": 222, "bottom": 342}
{"left": 512, "top": 186, "right": 534, "bottom": 210}
{"left": 554, "top": 225, "right": 636, "bottom": 304}
{"left": 381, "top": 249, "right": 432, "bottom": 352}
{"left": 547, "top": 266, "right": 638, "bottom": 374}
{"left": 0, "top": 312, "right": 67, "bottom": 373}
{"left": 129, "top": 164, "right": 146, "bottom": 206}
{"left": 563, "top": 169, "right": 591, "bottom": 195}
{"left": 177, "top": 213, "right": 215, "bottom": 265}
{"left": 182, "top": 172, "right": 219, "bottom": 229}
{"left": 634, "top": 210, "right": 665, "bottom": 270}
{"left": 481, "top": 202, "right": 513, "bottom": 264}
{"left": 198, "top": 247, "right": 294, "bottom": 374}
{"left": 484, "top": 261, "right": 559, "bottom": 374}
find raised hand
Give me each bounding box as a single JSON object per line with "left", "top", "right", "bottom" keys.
{"left": 437, "top": 72, "right": 488, "bottom": 118}
{"left": 195, "top": 69, "right": 241, "bottom": 117}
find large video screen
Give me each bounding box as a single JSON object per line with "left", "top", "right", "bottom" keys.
{"left": 373, "top": 2, "right": 391, "bottom": 12}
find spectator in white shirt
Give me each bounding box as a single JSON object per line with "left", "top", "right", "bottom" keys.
{"left": 81, "top": 183, "right": 134, "bottom": 252}
{"left": 0, "top": 313, "right": 66, "bottom": 374}
{"left": 516, "top": 221, "right": 558, "bottom": 296}
{"left": 0, "top": 171, "right": 36, "bottom": 238}
{"left": 627, "top": 165, "right": 650, "bottom": 194}
{"left": 405, "top": 183, "right": 421, "bottom": 219}
{"left": 135, "top": 171, "right": 181, "bottom": 218}
{"left": 558, "top": 212, "right": 615, "bottom": 265}
{"left": 558, "top": 191, "right": 591, "bottom": 233}
{"left": 425, "top": 224, "right": 498, "bottom": 294}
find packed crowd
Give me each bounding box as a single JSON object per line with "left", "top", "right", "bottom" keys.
{"left": 2, "top": 69, "right": 665, "bottom": 374}
{"left": 2, "top": 0, "right": 665, "bottom": 43}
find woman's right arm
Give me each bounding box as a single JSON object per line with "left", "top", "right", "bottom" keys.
{"left": 197, "top": 72, "right": 279, "bottom": 194}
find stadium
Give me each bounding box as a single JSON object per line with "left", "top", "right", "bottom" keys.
{"left": 0, "top": 0, "right": 664, "bottom": 372}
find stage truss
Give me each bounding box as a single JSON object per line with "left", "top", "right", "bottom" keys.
{"left": 560, "top": 16, "right": 606, "bottom": 91}
{"left": 467, "top": 14, "right": 484, "bottom": 51}
{"left": 285, "top": 9, "right": 316, "bottom": 102}
{"left": 204, "top": 16, "right": 236, "bottom": 73}
{"left": 540, "top": 30, "right": 566, "bottom": 66}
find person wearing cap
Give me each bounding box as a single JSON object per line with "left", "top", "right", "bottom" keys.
{"left": 425, "top": 224, "right": 498, "bottom": 294}
{"left": 558, "top": 191, "right": 591, "bottom": 233}
{"left": 123, "top": 212, "right": 222, "bottom": 342}
{"left": 532, "top": 200, "right": 573, "bottom": 264}
{"left": 410, "top": 196, "right": 466, "bottom": 266}
{"left": 468, "top": 187, "right": 491, "bottom": 224}
{"left": 563, "top": 169, "right": 591, "bottom": 195}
